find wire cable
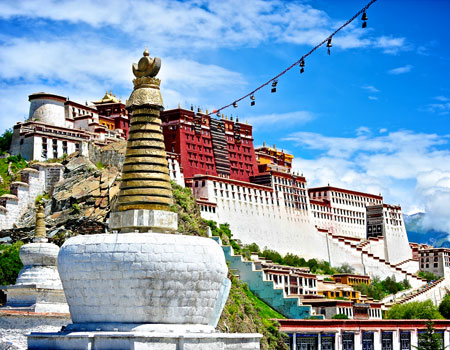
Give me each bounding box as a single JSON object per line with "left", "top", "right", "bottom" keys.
{"left": 207, "top": 0, "right": 378, "bottom": 118}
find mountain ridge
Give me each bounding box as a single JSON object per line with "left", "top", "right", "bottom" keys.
{"left": 404, "top": 213, "right": 450, "bottom": 248}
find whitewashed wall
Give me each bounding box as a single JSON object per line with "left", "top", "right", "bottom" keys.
{"left": 0, "top": 164, "right": 63, "bottom": 230}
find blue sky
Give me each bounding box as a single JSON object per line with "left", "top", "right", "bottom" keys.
{"left": 1, "top": 0, "right": 450, "bottom": 232}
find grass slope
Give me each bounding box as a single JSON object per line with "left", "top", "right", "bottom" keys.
{"left": 218, "top": 274, "right": 288, "bottom": 350}
{"left": 0, "top": 155, "right": 28, "bottom": 196}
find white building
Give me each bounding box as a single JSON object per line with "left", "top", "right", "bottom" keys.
{"left": 419, "top": 248, "right": 450, "bottom": 278}
{"left": 10, "top": 92, "right": 127, "bottom": 161}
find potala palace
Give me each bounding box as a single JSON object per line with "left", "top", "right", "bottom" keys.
{"left": 5, "top": 92, "right": 443, "bottom": 284}
{"left": 3, "top": 87, "right": 450, "bottom": 350}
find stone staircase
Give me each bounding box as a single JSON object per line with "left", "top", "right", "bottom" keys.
{"left": 391, "top": 277, "right": 447, "bottom": 305}
{"left": 326, "top": 232, "right": 426, "bottom": 289}
{"left": 211, "top": 236, "right": 320, "bottom": 319}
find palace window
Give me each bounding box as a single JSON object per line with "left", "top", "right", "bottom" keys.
{"left": 400, "top": 332, "right": 411, "bottom": 350}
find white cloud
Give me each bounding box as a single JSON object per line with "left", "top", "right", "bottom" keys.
{"left": 421, "top": 97, "right": 450, "bottom": 116}
{"left": 416, "top": 171, "right": 450, "bottom": 233}
{"left": 284, "top": 129, "right": 450, "bottom": 233}
{"left": 362, "top": 85, "right": 379, "bottom": 93}
{"left": 247, "top": 110, "right": 315, "bottom": 130}
{"left": 356, "top": 126, "right": 370, "bottom": 136}
{"left": 0, "top": 37, "right": 246, "bottom": 131}
{"left": 0, "top": 38, "right": 133, "bottom": 88}
{"left": 0, "top": 0, "right": 406, "bottom": 54}
{"left": 368, "top": 96, "right": 378, "bottom": 100}
{"left": 373, "top": 36, "right": 407, "bottom": 54}
{"left": 388, "top": 65, "right": 413, "bottom": 75}
{"left": 161, "top": 58, "right": 245, "bottom": 90}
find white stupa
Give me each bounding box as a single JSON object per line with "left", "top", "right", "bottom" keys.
{"left": 1, "top": 204, "right": 68, "bottom": 313}
{"left": 27, "top": 50, "right": 261, "bottom": 349}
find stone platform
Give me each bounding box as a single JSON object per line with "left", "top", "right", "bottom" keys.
{"left": 0, "top": 285, "right": 68, "bottom": 314}
{"left": 28, "top": 330, "right": 262, "bottom": 349}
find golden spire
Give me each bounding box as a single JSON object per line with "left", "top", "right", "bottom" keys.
{"left": 35, "top": 204, "right": 47, "bottom": 242}
{"left": 116, "top": 49, "right": 172, "bottom": 212}
{"left": 132, "top": 49, "right": 161, "bottom": 78}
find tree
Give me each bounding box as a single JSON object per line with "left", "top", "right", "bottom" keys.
{"left": 0, "top": 129, "right": 12, "bottom": 153}
{"left": 336, "top": 263, "right": 355, "bottom": 274}
{"left": 417, "top": 321, "right": 443, "bottom": 350}
{"left": 402, "top": 278, "right": 412, "bottom": 290}
{"left": 261, "top": 249, "right": 283, "bottom": 264}
{"left": 439, "top": 294, "right": 450, "bottom": 319}
{"left": 283, "top": 253, "right": 303, "bottom": 267}
{"left": 383, "top": 275, "right": 400, "bottom": 294}
{"left": 0, "top": 242, "right": 24, "bottom": 285}
{"left": 387, "top": 300, "right": 443, "bottom": 320}
{"left": 245, "top": 243, "right": 261, "bottom": 254}
{"left": 418, "top": 271, "right": 438, "bottom": 282}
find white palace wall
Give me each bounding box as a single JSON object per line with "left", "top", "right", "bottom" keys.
{"left": 193, "top": 177, "right": 423, "bottom": 285}
{"left": 0, "top": 164, "right": 63, "bottom": 230}
{"left": 195, "top": 178, "right": 331, "bottom": 261}
{"left": 384, "top": 221, "right": 412, "bottom": 265}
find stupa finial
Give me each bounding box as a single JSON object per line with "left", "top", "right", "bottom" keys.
{"left": 34, "top": 204, "right": 47, "bottom": 242}
{"left": 132, "top": 49, "right": 161, "bottom": 78}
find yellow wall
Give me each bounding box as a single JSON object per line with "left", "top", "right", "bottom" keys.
{"left": 318, "top": 289, "right": 361, "bottom": 302}
{"left": 100, "top": 118, "right": 115, "bottom": 130}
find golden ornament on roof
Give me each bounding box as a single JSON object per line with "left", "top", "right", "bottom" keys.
{"left": 132, "top": 49, "right": 161, "bottom": 78}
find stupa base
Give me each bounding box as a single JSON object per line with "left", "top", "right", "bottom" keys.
{"left": 28, "top": 329, "right": 262, "bottom": 349}
{"left": 109, "top": 209, "right": 178, "bottom": 233}
{"left": 0, "top": 285, "right": 69, "bottom": 314}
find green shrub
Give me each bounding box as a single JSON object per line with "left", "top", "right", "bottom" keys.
{"left": 35, "top": 193, "right": 51, "bottom": 204}
{"left": 72, "top": 203, "right": 81, "bottom": 213}
{"left": 439, "top": 294, "right": 450, "bottom": 319}
{"left": 418, "top": 271, "right": 438, "bottom": 282}
{"left": 354, "top": 275, "right": 411, "bottom": 300}
{"left": 0, "top": 242, "right": 24, "bottom": 285}
{"left": 336, "top": 263, "right": 355, "bottom": 274}
{"left": 170, "top": 181, "right": 208, "bottom": 237}
{"left": 0, "top": 154, "right": 28, "bottom": 195}
{"left": 387, "top": 300, "right": 443, "bottom": 319}
{"left": 246, "top": 243, "right": 261, "bottom": 254}
{"left": 332, "top": 313, "right": 349, "bottom": 319}
{"left": 261, "top": 249, "right": 283, "bottom": 264}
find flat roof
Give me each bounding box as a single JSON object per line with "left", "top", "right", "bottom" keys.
{"left": 277, "top": 319, "right": 450, "bottom": 332}
{"left": 309, "top": 186, "right": 383, "bottom": 201}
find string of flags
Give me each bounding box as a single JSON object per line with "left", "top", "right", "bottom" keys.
{"left": 208, "top": 0, "right": 378, "bottom": 119}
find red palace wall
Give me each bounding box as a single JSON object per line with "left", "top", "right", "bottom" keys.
{"left": 161, "top": 108, "right": 258, "bottom": 184}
